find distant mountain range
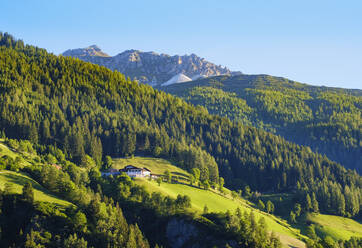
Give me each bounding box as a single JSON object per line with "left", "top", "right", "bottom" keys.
{"left": 62, "top": 45, "right": 242, "bottom": 86}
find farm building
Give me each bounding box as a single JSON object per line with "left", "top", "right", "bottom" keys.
{"left": 121, "top": 165, "right": 151, "bottom": 178}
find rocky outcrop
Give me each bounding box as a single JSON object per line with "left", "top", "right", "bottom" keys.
{"left": 165, "top": 217, "right": 238, "bottom": 248}
{"left": 62, "top": 47, "right": 242, "bottom": 86}
{"left": 166, "top": 218, "right": 199, "bottom": 248}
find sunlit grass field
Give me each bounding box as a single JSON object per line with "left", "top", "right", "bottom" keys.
{"left": 0, "top": 170, "right": 72, "bottom": 207}
{"left": 111, "top": 155, "right": 307, "bottom": 247}
{"left": 306, "top": 213, "right": 362, "bottom": 240}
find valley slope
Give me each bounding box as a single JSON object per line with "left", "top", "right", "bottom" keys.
{"left": 1, "top": 32, "right": 362, "bottom": 248}
{"left": 161, "top": 75, "right": 362, "bottom": 173}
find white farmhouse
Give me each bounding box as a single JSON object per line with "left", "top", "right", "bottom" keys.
{"left": 121, "top": 165, "right": 151, "bottom": 178}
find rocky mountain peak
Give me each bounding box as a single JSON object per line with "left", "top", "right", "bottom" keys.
{"left": 88, "top": 45, "right": 101, "bottom": 50}
{"left": 63, "top": 45, "right": 110, "bottom": 58}
{"left": 62, "top": 47, "right": 242, "bottom": 86}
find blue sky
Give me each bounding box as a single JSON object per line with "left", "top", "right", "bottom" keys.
{"left": 1, "top": 0, "right": 361, "bottom": 89}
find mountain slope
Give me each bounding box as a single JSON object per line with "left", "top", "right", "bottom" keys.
{"left": 1, "top": 32, "right": 361, "bottom": 221}
{"left": 161, "top": 74, "right": 362, "bottom": 173}
{"left": 0, "top": 170, "right": 72, "bottom": 207}
{"left": 62, "top": 46, "right": 240, "bottom": 85}
{"left": 111, "top": 156, "right": 306, "bottom": 247}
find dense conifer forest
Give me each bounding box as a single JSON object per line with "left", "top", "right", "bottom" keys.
{"left": 162, "top": 75, "right": 362, "bottom": 173}
{"left": 0, "top": 32, "right": 361, "bottom": 219}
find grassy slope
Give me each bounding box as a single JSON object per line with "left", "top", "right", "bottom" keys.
{"left": 0, "top": 140, "right": 32, "bottom": 167}
{"left": 113, "top": 157, "right": 306, "bottom": 248}
{"left": 114, "top": 156, "right": 362, "bottom": 245}
{"left": 0, "top": 142, "right": 17, "bottom": 159}
{"left": 261, "top": 192, "right": 362, "bottom": 241}
{"left": 112, "top": 156, "right": 190, "bottom": 181}
{"left": 306, "top": 213, "right": 362, "bottom": 240}
{"left": 0, "top": 170, "right": 71, "bottom": 207}
{"left": 139, "top": 179, "right": 300, "bottom": 231}
{"left": 0, "top": 140, "right": 71, "bottom": 207}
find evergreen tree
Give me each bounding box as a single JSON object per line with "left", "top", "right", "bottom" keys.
{"left": 289, "top": 211, "right": 296, "bottom": 224}
{"left": 203, "top": 204, "right": 209, "bottom": 214}
{"left": 258, "top": 200, "right": 265, "bottom": 211}
{"left": 192, "top": 168, "right": 200, "bottom": 185}
{"left": 266, "top": 200, "right": 274, "bottom": 214}
{"left": 103, "top": 155, "right": 113, "bottom": 170}
{"left": 64, "top": 234, "right": 88, "bottom": 248}
{"left": 306, "top": 225, "right": 318, "bottom": 240}
{"left": 219, "top": 177, "right": 224, "bottom": 192}
{"left": 312, "top": 193, "right": 319, "bottom": 213}
{"left": 305, "top": 194, "right": 312, "bottom": 212}
{"left": 164, "top": 170, "right": 171, "bottom": 183}
{"left": 73, "top": 211, "right": 87, "bottom": 233}
{"left": 22, "top": 182, "right": 34, "bottom": 203}
{"left": 156, "top": 177, "right": 162, "bottom": 186}
{"left": 294, "top": 203, "right": 302, "bottom": 217}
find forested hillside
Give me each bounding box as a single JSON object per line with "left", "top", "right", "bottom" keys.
{"left": 161, "top": 75, "right": 362, "bottom": 173}
{"left": 0, "top": 32, "right": 361, "bottom": 222}
{"left": 0, "top": 136, "right": 287, "bottom": 247}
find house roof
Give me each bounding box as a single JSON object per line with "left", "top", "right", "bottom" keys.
{"left": 121, "top": 165, "right": 151, "bottom": 172}
{"left": 124, "top": 165, "right": 138, "bottom": 169}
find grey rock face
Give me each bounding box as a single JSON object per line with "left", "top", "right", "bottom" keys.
{"left": 166, "top": 218, "right": 199, "bottom": 248}
{"left": 63, "top": 45, "right": 110, "bottom": 57}
{"left": 165, "top": 218, "right": 238, "bottom": 248}
{"left": 62, "top": 46, "right": 242, "bottom": 86}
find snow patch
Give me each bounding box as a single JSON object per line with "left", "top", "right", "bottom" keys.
{"left": 162, "top": 73, "right": 192, "bottom": 86}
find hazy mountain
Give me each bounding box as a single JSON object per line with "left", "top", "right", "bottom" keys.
{"left": 62, "top": 46, "right": 241, "bottom": 85}
{"left": 63, "top": 45, "right": 110, "bottom": 57}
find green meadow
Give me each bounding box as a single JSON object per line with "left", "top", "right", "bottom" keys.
{"left": 113, "top": 156, "right": 190, "bottom": 181}
{"left": 112, "top": 157, "right": 306, "bottom": 247}
{"left": 0, "top": 170, "right": 71, "bottom": 207}
{"left": 136, "top": 178, "right": 306, "bottom": 248}
{"left": 306, "top": 213, "right": 362, "bottom": 240}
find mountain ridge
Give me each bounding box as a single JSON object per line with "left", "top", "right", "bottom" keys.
{"left": 62, "top": 45, "right": 242, "bottom": 85}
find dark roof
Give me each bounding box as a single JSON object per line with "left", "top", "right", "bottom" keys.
{"left": 123, "top": 165, "right": 140, "bottom": 170}
{"left": 121, "top": 165, "right": 152, "bottom": 173}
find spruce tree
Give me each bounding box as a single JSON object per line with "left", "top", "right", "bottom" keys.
{"left": 312, "top": 193, "right": 319, "bottom": 213}
{"left": 22, "top": 182, "right": 34, "bottom": 203}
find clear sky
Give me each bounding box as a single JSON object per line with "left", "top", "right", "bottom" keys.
{"left": 1, "top": 0, "right": 361, "bottom": 89}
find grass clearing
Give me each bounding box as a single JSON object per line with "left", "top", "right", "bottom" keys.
{"left": 0, "top": 170, "right": 72, "bottom": 207}
{"left": 113, "top": 156, "right": 190, "bottom": 181}
{"left": 112, "top": 156, "right": 306, "bottom": 247}
{"left": 0, "top": 140, "right": 34, "bottom": 167}
{"left": 0, "top": 141, "right": 18, "bottom": 159}
{"left": 307, "top": 213, "right": 362, "bottom": 240}
{"left": 136, "top": 178, "right": 305, "bottom": 247}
